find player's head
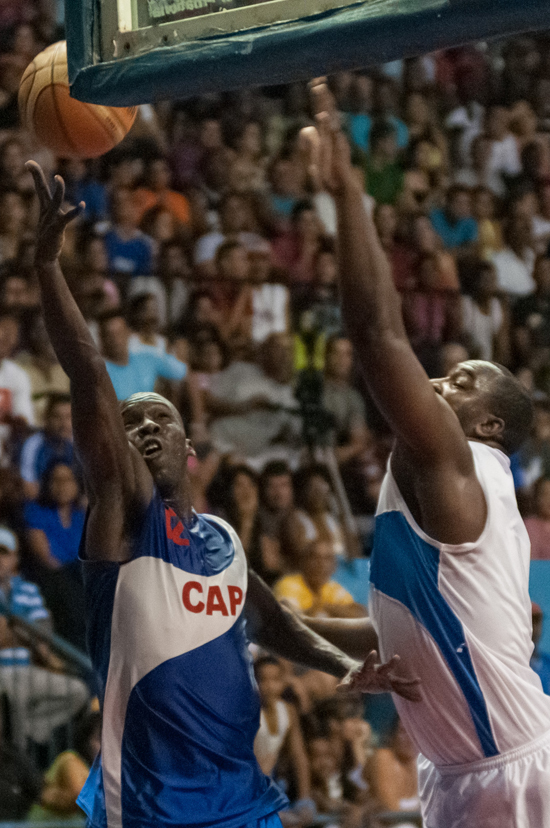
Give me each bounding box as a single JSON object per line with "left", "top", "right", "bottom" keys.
{"left": 120, "top": 393, "right": 194, "bottom": 490}
{"left": 431, "top": 360, "right": 533, "bottom": 455}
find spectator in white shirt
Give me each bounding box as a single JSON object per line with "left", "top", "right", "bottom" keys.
{"left": 491, "top": 215, "right": 536, "bottom": 298}
{"left": 0, "top": 312, "right": 34, "bottom": 466}
{"left": 461, "top": 261, "right": 508, "bottom": 361}
{"left": 485, "top": 105, "right": 522, "bottom": 187}
{"left": 193, "top": 192, "right": 265, "bottom": 278}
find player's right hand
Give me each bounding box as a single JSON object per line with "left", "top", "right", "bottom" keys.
{"left": 26, "top": 160, "right": 85, "bottom": 265}
{"left": 340, "top": 650, "right": 422, "bottom": 702}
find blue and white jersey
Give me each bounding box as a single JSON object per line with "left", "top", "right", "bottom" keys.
{"left": 78, "top": 491, "right": 286, "bottom": 828}
{"left": 370, "top": 441, "right": 550, "bottom": 768}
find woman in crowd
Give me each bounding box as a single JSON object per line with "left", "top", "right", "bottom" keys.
{"left": 24, "top": 462, "right": 86, "bottom": 648}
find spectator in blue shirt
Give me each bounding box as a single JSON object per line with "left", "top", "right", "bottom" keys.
{"left": 531, "top": 602, "right": 550, "bottom": 695}
{"left": 430, "top": 185, "right": 478, "bottom": 253}
{"left": 19, "top": 393, "right": 73, "bottom": 500}
{"left": 24, "top": 462, "right": 86, "bottom": 649}
{"left": 103, "top": 189, "right": 155, "bottom": 276}
{"left": 98, "top": 309, "right": 188, "bottom": 400}
{"left": 0, "top": 525, "right": 88, "bottom": 747}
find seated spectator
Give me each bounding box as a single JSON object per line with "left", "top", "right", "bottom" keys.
{"left": 306, "top": 735, "right": 365, "bottom": 827}
{"left": 362, "top": 120, "right": 404, "bottom": 206}
{"left": 0, "top": 189, "right": 27, "bottom": 265}
{"left": 16, "top": 312, "right": 70, "bottom": 427}
{"left": 524, "top": 477, "right": 550, "bottom": 560}
{"left": 133, "top": 156, "right": 191, "bottom": 226}
{"left": 208, "top": 333, "right": 301, "bottom": 468}
{"left": 24, "top": 462, "right": 86, "bottom": 647}
{"left": 0, "top": 713, "right": 41, "bottom": 821}
{"left": 530, "top": 603, "right": 550, "bottom": 695}
{"left": 249, "top": 245, "right": 290, "bottom": 344}
{"left": 491, "top": 215, "right": 536, "bottom": 298}
{"left": 429, "top": 185, "right": 478, "bottom": 255}
{"left": 292, "top": 247, "right": 342, "bottom": 351}
{"left": 283, "top": 465, "right": 350, "bottom": 563}
{"left": 226, "top": 119, "right": 268, "bottom": 194}
{"left": 212, "top": 240, "right": 253, "bottom": 347}
{"left": 28, "top": 711, "right": 101, "bottom": 821}
{"left": 178, "top": 290, "right": 223, "bottom": 343}
{"left": 103, "top": 189, "right": 155, "bottom": 277}
{"left": 323, "top": 336, "right": 370, "bottom": 468}
{"left": 60, "top": 158, "right": 108, "bottom": 224}
{"left": 370, "top": 717, "right": 420, "bottom": 827}
{"left": 222, "top": 464, "right": 263, "bottom": 561}
{"left": 19, "top": 393, "right": 73, "bottom": 501}
{"left": 402, "top": 253, "right": 461, "bottom": 375}
{"left": 194, "top": 192, "right": 265, "bottom": 278}
{"left": 0, "top": 267, "right": 39, "bottom": 314}
{"left": 153, "top": 240, "right": 191, "bottom": 327}
{"left": 271, "top": 200, "right": 325, "bottom": 285}
{"left": 398, "top": 139, "right": 442, "bottom": 218}
{"left": 410, "top": 215, "right": 460, "bottom": 291}
{"left": 259, "top": 460, "right": 295, "bottom": 539}
{"left": 461, "top": 261, "right": 508, "bottom": 362}
{"left": 273, "top": 540, "right": 366, "bottom": 618}
{"left": 454, "top": 134, "right": 505, "bottom": 198}
{"left": 471, "top": 186, "right": 503, "bottom": 260}
{"left": 0, "top": 527, "right": 88, "bottom": 748}
{"left": 267, "top": 157, "right": 307, "bottom": 226}
{"left": 372, "top": 77, "right": 409, "bottom": 149}
{"left": 0, "top": 310, "right": 34, "bottom": 465}
{"left": 373, "top": 204, "right": 416, "bottom": 292}
{"left": 484, "top": 104, "right": 522, "bottom": 191}
{"left": 98, "top": 310, "right": 188, "bottom": 401}
{"left": 513, "top": 255, "right": 550, "bottom": 365}
{"left": 253, "top": 656, "right": 311, "bottom": 800}
{"left": 127, "top": 292, "right": 166, "bottom": 353}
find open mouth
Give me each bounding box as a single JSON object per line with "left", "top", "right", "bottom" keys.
{"left": 142, "top": 438, "right": 162, "bottom": 459}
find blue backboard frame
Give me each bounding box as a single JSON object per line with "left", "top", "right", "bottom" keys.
{"left": 67, "top": 0, "right": 550, "bottom": 106}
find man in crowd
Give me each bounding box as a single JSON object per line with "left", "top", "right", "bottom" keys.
{"left": 19, "top": 392, "right": 73, "bottom": 499}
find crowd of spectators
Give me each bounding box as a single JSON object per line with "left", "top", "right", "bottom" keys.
{"left": 3, "top": 2, "right": 550, "bottom": 824}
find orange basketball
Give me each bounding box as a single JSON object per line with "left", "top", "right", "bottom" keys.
{"left": 18, "top": 41, "right": 137, "bottom": 159}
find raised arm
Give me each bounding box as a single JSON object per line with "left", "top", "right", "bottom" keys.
{"left": 305, "top": 87, "right": 470, "bottom": 465}
{"left": 27, "top": 162, "right": 151, "bottom": 559}
{"left": 245, "top": 570, "right": 421, "bottom": 701}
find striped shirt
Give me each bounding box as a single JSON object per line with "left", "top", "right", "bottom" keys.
{"left": 0, "top": 576, "right": 49, "bottom": 666}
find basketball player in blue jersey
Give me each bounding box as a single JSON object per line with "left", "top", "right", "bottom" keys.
{"left": 25, "top": 160, "right": 420, "bottom": 828}
{"left": 299, "top": 84, "right": 550, "bottom": 827}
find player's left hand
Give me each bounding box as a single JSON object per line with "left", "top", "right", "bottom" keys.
{"left": 339, "top": 650, "right": 422, "bottom": 702}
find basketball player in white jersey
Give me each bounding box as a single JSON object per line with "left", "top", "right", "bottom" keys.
{"left": 25, "top": 160, "right": 420, "bottom": 828}
{"left": 300, "top": 84, "right": 550, "bottom": 827}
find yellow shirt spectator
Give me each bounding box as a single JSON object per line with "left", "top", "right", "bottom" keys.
{"left": 274, "top": 572, "right": 354, "bottom": 615}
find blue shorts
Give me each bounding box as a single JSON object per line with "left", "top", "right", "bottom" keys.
{"left": 243, "top": 814, "right": 283, "bottom": 828}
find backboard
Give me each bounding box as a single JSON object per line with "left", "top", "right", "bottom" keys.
{"left": 67, "top": 0, "right": 550, "bottom": 106}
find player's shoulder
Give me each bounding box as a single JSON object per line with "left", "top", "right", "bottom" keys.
{"left": 196, "top": 513, "right": 243, "bottom": 553}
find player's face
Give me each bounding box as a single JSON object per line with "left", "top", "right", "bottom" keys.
{"left": 121, "top": 395, "right": 191, "bottom": 482}
{"left": 430, "top": 361, "right": 503, "bottom": 433}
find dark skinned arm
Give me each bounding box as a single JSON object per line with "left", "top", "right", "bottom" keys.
{"left": 299, "top": 615, "right": 379, "bottom": 662}
{"left": 305, "top": 89, "right": 473, "bottom": 468}
{"left": 26, "top": 162, "right": 152, "bottom": 561}
{"left": 245, "top": 571, "right": 421, "bottom": 700}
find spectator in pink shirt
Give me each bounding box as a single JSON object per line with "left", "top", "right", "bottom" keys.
{"left": 525, "top": 476, "right": 550, "bottom": 560}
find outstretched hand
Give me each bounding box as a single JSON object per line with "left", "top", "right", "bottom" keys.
{"left": 339, "top": 650, "right": 422, "bottom": 703}
{"left": 299, "top": 79, "right": 356, "bottom": 195}
{"left": 25, "top": 160, "right": 85, "bottom": 265}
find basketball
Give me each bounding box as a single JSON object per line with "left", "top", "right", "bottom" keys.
{"left": 18, "top": 41, "right": 137, "bottom": 159}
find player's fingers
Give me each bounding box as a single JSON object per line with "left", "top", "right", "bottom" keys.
{"left": 25, "top": 160, "right": 51, "bottom": 208}
{"left": 62, "top": 202, "right": 85, "bottom": 225}
{"left": 52, "top": 174, "right": 66, "bottom": 212}
{"left": 376, "top": 655, "right": 400, "bottom": 676}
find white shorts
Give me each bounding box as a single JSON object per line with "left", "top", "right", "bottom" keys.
{"left": 418, "top": 729, "right": 550, "bottom": 828}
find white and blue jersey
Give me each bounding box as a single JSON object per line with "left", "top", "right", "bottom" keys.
{"left": 77, "top": 491, "right": 287, "bottom": 828}
{"left": 369, "top": 441, "right": 550, "bottom": 768}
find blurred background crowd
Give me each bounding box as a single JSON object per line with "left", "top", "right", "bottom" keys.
{"left": 2, "top": 1, "right": 550, "bottom": 825}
